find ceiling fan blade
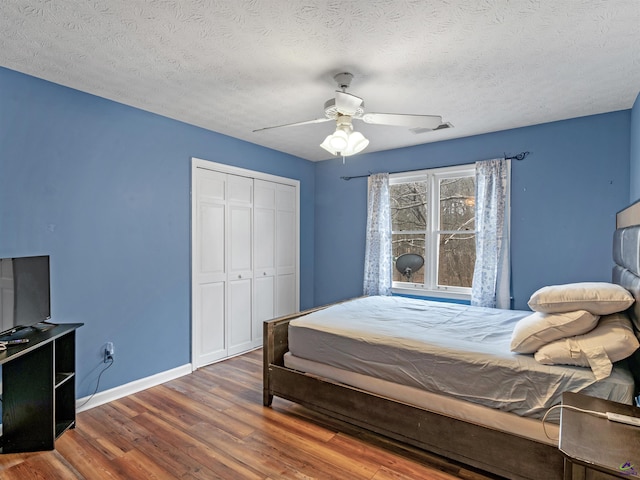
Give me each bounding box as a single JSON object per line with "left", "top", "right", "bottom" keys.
{"left": 335, "top": 91, "right": 363, "bottom": 116}
{"left": 253, "top": 117, "right": 331, "bottom": 132}
{"left": 361, "top": 113, "right": 443, "bottom": 129}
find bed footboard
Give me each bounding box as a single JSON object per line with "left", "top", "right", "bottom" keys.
{"left": 263, "top": 303, "right": 334, "bottom": 406}
{"left": 263, "top": 314, "right": 290, "bottom": 406}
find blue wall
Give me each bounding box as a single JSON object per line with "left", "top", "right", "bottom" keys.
{"left": 630, "top": 92, "right": 640, "bottom": 202}
{"left": 314, "top": 112, "right": 631, "bottom": 310}
{"left": 0, "top": 67, "right": 315, "bottom": 397}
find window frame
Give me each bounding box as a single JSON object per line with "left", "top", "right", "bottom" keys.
{"left": 390, "top": 163, "right": 477, "bottom": 301}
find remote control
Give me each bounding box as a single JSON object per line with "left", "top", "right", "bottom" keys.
{"left": 606, "top": 412, "right": 640, "bottom": 427}
{"left": 4, "top": 339, "right": 29, "bottom": 345}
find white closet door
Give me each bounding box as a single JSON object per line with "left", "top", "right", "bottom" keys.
{"left": 192, "top": 158, "right": 299, "bottom": 368}
{"left": 227, "top": 175, "right": 254, "bottom": 355}
{"left": 193, "top": 170, "right": 227, "bottom": 366}
{"left": 253, "top": 180, "right": 276, "bottom": 343}
{"left": 276, "top": 184, "right": 297, "bottom": 317}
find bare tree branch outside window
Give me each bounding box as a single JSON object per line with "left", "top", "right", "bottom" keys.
{"left": 390, "top": 176, "right": 476, "bottom": 287}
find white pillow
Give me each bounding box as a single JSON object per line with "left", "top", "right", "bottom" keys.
{"left": 528, "top": 282, "right": 634, "bottom": 315}
{"left": 534, "top": 312, "right": 640, "bottom": 380}
{"left": 510, "top": 310, "right": 599, "bottom": 354}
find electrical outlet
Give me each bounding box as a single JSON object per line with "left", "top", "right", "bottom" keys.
{"left": 104, "top": 342, "right": 114, "bottom": 363}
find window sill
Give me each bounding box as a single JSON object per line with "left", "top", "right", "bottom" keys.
{"left": 392, "top": 286, "right": 471, "bottom": 304}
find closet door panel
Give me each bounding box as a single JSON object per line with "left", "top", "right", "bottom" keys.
{"left": 255, "top": 179, "right": 276, "bottom": 274}
{"left": 228, "top": 174, "right": 253, "bottom": 276}
{"left": 196, "top": 202, "right": 226, "bottom": 361}
{"left": 276, "top": 184, "right": 296, "bottom": 276}
{"left": 228, "top": 205, "right": 252, "bottom": 274}
{"left": 275, "top": 273, "right": 296, "bottom": 317}
{"left": 254, "top": 275, "right": 274, "bottom": 341}
{"left": 197, "top": 279, "right": 226, "bottom": 364}
{"left": 227, "top": 174, "right": 253, "bottom": 354}
{"left": 253, "top": 179, "right": 277, "bottom": 343}
{"left": 193, "top": 169, "right": 227, "bottom": 367}
{"left": 276, "top": 209, "right": 296, "bottom": 273}
{"left": 254, "top": 180, "right": 276, "bottom": 208}
{"left": 199, "top": 203, "right": 226, "bottom": 279}
{"left": 275, "top": 183, "right": 297, "bottom": 316}
{"left": 228, "top": 277, "right": 253, "bottom": 355}
{"left": 197, "top": 170, "right": 226, "bottom": 201}
{"left": 253, "top": 205, "right": 275, "bottom": 344}
{"left": 227, "top": 175, "right": 253, "bottom": 203}
{"left": 197, "top": 169, "right": 226, "bottom": 282}
{"left": 254, "top": 207, "right": 276, "bottom": 275}
{"left": 276, "top": 183, "right": 295, "bottom": 211}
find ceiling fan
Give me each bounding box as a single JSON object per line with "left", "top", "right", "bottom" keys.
{"left": 253, "top": 72, "right": 449, "bottom": 157}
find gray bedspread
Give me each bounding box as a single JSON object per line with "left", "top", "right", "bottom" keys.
{"left": 288, "top": 296, "right": 635, "bottom": 419}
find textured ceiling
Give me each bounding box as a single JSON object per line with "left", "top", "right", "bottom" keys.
{"left": 1, "top": 1, "right": 640, "bottom": 161}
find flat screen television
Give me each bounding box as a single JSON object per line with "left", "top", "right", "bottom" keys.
{"left": 0, "top": 255, "right": 51, "bottom": 336}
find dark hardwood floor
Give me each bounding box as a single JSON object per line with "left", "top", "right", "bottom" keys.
{"left": 0, "top": 349, "right": 500, "bottom": 479}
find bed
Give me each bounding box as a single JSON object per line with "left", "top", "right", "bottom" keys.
{"left": 263, "top": 203, "right": 640, "bottom": 480}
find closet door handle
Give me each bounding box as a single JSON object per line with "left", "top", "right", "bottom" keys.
{"left": 238, "top": 274, "right": 242, "bottom": 279}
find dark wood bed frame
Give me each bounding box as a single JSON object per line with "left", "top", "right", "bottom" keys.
{"left": 263, "top": 205, "right": 640, "bottom": 480}
{"left": 264, "top": 308, "right": 564, "bottom": 480}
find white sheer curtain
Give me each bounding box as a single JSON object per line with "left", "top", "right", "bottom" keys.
{"left": 363, "top": 173, "right": 392, "bottom": 296}
{"left": 471, "top": 158, "right": 511, "bottom": 308}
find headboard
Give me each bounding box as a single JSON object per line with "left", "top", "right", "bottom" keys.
{"left": 614, "top": 202, "right": 640, "bottom": 399}
{"left": 614, "top": 204, "right": 640, "bottom": 331}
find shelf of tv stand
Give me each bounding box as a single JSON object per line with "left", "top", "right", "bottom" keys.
{"left": 55, "top": 372, "right": 75, "bottom": 387}
{"left": 0, "top": 322, "right": 83, "bottom": 453}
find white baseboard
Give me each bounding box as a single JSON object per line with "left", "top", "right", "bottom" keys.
{"left": 76, "top": 363, "right": 193, "bottom": 413}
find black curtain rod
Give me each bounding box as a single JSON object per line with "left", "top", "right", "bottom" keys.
{"left": 340, "top": 151, "right": 530, "bottom": 181}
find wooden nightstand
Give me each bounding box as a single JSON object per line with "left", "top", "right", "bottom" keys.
{"left": 559, "top": 392, "right": 640, "bottom": 480}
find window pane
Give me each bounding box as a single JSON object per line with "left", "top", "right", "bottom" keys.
{"left": 391, "top": 182, "right": 427, "bottom": 231}
{"left": 439, "top": 177, "right": 475, "bottom": 231}
{"left": 438, "top": 233, "right": 475, "bottom": 288}
{"left": 392, "top": 233, "right": 425, "bottom": 283}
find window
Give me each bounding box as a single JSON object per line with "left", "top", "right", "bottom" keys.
{"left": 390, "top": 164, "right": 476, "bottom": 299}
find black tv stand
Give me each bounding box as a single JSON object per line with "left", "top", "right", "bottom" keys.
{"left": 0, "top": 323, "right": 83, "bottom": 453}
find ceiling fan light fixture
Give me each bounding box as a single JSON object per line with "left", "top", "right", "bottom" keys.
{"left": 345, "top": 131, "right": 369, "bottom": 155}
{"left": 329, "top": 128, "right": 349, "bottom": 150}
{"left": 320, "top": 133, "right": 339, "bottom": 155}
{"left": 321, "top": 113, "right": 369, "bottom": 157}
{"left": 320, "top": 126, "right": 369, "bottom": 157}
{"left": 320, "top": 128, "right": 347, "bottom": 155}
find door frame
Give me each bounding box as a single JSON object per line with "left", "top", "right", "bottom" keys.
{"left": 191, "top": 157, "right": 300, "bottom": 369}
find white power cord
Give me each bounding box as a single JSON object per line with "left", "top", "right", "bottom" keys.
{"left": 542, "top": 404, "right": 640, "bottom": 440}
{"left": 541, "top": 404, "right": 607, "bottom": 440}
{"left": 76, "top": 356, "right": 114, "bottom": 409}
